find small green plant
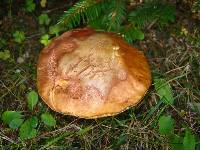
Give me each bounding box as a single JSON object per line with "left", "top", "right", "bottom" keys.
{"left": 0, "top": 49, "right": 11, "bottom": 60}
{"left": 38, "top": 13, "right": 51, "bottom": 26}
{"left": 13, "top": 31, "right": 25, "bottom": 43}
{"left": 1, "top": 111, "right": 24, "bottom": 129}
{"left": 170, "top": 134, "right": 183, "bottom": 150}
{"left": 19, "top": 116, "right": 38, "bottom": 139}
{"left": 158, "top": 115, "right": 196, "bottom": 150}
{"left": 109, "top": 134, "right": 127, "bottom": 149}
{"left": 120, "top": 27, "right": 145, "bottom": 43}
{"left": 0, "top": 39, "right": 7, "bottom": 48}
{"left": 1, "top": 90, "right": 57, "bottom": 140}
{"left": 40, "top": 0, "right": 47, "bottom": 8}
{"left": 40, "top": 34, "right": 51, "bottom": 46}
{"left": 41, "top": 113, "right": 56, "bottom": 127}
{"left": 27, "top": 90, "right": 38, "bottom": 111}
{"left": 25, "top": 0, "right": 36, "bottom": 12}
{"left": 154, "top": 77, "right": 197, "bottom": 150}
{"left": 49, "top": 25, "right": 60, "bottom": 36}
{"left": 158, "top": 115, "right": 174, "bottom": 135}
{"left": 154, "top": 78, "right": 174, "bottom": 105}
{"left": 183, "top": 129, "right": 196, "bottom": 150}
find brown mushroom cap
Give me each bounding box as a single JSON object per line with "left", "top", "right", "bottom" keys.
{"left": 37, "top": 28, "right": 151, "bottom": 119}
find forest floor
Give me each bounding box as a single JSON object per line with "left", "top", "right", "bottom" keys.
{"left": 0, "top": 1, "right": 200, "bottom": 149}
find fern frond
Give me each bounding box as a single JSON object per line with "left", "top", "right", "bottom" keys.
{"left": 105, "top": 0, "right": 126, "bottom": 31}
{"left": 88, "top": 15, "right": 106, "bottom": 29}
{"left": 128, "top": 0, "right": 175, "bottom": 28}
{"left": 58, "top": 0, "right": 175, "bottom": 43}
{"left": 88, "top": 0, "right": 126, "bottom": 31}
{"left": 58, "top": 0, "right": 103, "bottom": 29}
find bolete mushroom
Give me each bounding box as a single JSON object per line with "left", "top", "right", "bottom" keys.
{"left": 37, "top": 28, "right": 151, "bottom": 119}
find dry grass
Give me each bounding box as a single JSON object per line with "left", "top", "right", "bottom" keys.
{"left": 0, "top": 1, "right": 200, "bottom": 149}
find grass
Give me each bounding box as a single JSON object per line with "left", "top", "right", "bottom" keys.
{"left": 0, "top": 1, "right": 200, "bottom": 149}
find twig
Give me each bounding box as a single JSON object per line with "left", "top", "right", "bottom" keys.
{"left": 43, "top": 3, "right": 72, "bottom": 13}
{"left": 0, "top": 132, "right": 15, "bottom": 144}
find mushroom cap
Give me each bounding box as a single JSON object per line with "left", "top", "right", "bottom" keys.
{"left": 37, "top": 28, "right": 151, "bottom": 119}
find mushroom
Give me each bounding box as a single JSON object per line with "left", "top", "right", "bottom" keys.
{"left": 37, "top": 28, "right": 151, "bottom": 119}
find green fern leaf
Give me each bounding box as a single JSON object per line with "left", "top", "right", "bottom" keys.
{"left": 88, "top": 15, "right": 106, "bottom": 29}
{"left": 104, "top": 0, "right": 126, "bottom": 31}
{"left": 58, "top": 0, "right": 103, "bottom": 29}
{"left": 128, "top": 0, "right": 175, "bottom": 28}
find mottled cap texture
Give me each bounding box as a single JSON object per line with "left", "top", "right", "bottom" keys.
{"left": 37, "top": 28, "right": 151, "bottom": 119}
